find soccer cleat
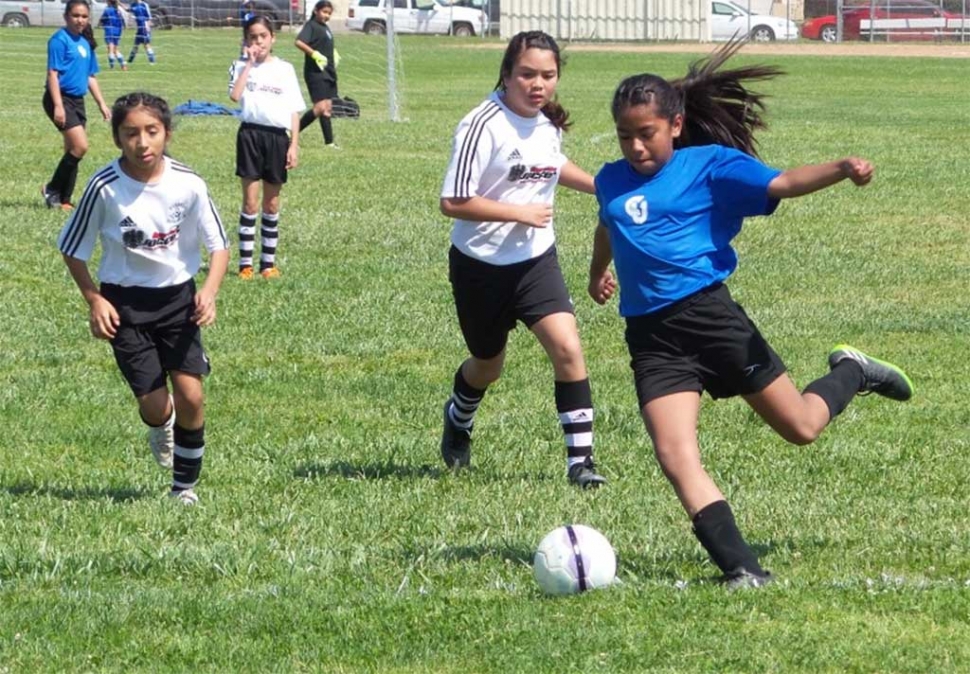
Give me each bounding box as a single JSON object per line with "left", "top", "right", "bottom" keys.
{"left": 325, "top": 143, "right": 341, "bottom": 150}
{"left": 260, "top": 267, "right": 281, "bottom": 279}
{"left": 725, "top": 568, "right": 773, "bottom": 590}
{"left": 168, "top": 488, "right": 199, "bottom": 506}
{"left": 238, "top": 266, "right": 255, "bottom": 280}
{"left": 59, "top": 202, "right": 74, "bottom": 212}
{"left": 41, "top": 184, "right": 61, "bottom": 209}
{"left": 567, "top": 457, "right": 607, "bottom": 489}
{"left": 828, "top": 344, "right": 914, "bottom": 401}
{"left": 147, "top": 397, "right": 175, "bottom": 469}
{"left": 440, "top": 400, "right": 471, "bottom": 469}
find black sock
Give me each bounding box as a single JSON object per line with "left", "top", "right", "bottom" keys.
{"left": 172, "top": 424, "right": 205, "bottom": 492}
{"left": 320, "top": 115, "right": 334, "bottom": 145}
{"left": 803, "top": 360, "right": 864, "bottom": 420}
{"left": 555, "top": 379, "right": 594, "bottom": 463}
{"left": 299, "top": 109, "right": 316, "bottom": 132}
{"left": 49, "top": 152, "right": 81, "bottom": 202}
{"left": 692, "top": 500, "right": 765, "bottom": 577}
{"left": 448, "top": 366, "right": 485, "bottom": 431}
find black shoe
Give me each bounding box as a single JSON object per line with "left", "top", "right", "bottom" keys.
{"left": 567, "top": 457, "right": 607, "bottom": 489}
{"left": 41, "top": 184, "right": 60, "bottom": 209}
{"left": 828, "top": 344, "right": 914, "bottom": 401}
{"left": 724, "top": 567, "right": 773, "bottom": 590}
{"left": 440, "top": 400, "right": 471, "bottom": 469}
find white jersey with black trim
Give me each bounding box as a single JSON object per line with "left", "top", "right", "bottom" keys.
{"left": 228, "top": 56, "right": 306, "bottom": 129}
{"left": 58, "top": 156, "right": 228, "bottom": 288}
{"left": 441, "top": 92, "right": 567, "bottom": 266}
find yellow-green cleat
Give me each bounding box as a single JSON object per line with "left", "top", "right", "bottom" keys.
{"left": 828, "top": 344, "right": 914, "bottom": 401}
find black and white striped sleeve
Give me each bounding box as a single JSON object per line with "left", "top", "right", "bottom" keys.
{"left": 440, "top": 104, "right": 499, "bottom": 200}
{"left": 57, "top": 167, "right": 114, "bottom": 260}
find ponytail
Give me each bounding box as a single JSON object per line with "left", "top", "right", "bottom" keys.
{"left": 82, "top": 23, "right": 97, "bottom": 50}
{"left": 671, "top": 39, "right": 783, "bottom": 157}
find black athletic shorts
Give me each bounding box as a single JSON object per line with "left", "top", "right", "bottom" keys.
{"left": 101, "top": 280, "right": 211, "bottom": 397}
{"left": 449, "top": 245, "right": 574, "bottom": 360}
{"left": 625, "top": 282, "right": 786, "bottom": 407}
{"left": 43, "top": 90, "right": 86, "bottom": 131}
{"left": 236, "top": 122, "right": 289, "bottom": 184}
{"left": 306, "top": 74, "right": 337, "bottom": 103}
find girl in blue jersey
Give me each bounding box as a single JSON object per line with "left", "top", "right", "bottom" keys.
{"left": 128, "top": 0, "right": 156, "bottom": 65}
{"left": 98, "top": 0, "right": 127, "bottom": 70}
{"left": 589, "top": 43, "right": 914, "bottom": 588}
{"left": 42, "top": 0, "right": 112, "bottom": 211}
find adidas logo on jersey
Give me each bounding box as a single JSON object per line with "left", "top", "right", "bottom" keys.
{"left": 506, "top": 149, "right": 522, "bottom": 161}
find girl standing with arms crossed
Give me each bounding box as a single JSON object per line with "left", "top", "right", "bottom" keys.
{"left": 439, "top": 31, "right": 605, "bottom": 489}
{"left": 229, "top": 16, "right": 306, "bottom": 279}
{"left": 58, "top": 92, "right": 229, "bottom": 505}
{"left": 42, "top": 0, "right": 111, "bottom": 211}
{"left": 295, "top": 0, "right": 340, "bottom": 149}
{"left": 589, "top": 44, "right": 914, "bottom": 587}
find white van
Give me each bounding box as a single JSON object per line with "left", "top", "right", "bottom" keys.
{"left": 347, "top": 0, "right": 487, "bottom": 36}
{"left": 1, "top": 0, "right": 112, "bottom": 28}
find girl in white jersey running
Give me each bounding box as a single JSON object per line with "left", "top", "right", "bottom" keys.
{"left": 439, "top": 31, "right": 605, "bottom": 489}
{"left": 58, "top": 92, "right": 229, "bottom": 505}
{"left": 229, "top": 16, "right": 306, "bottom": 280}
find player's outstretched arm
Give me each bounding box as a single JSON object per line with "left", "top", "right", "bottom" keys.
{"left": 440, "top": 196, "right": 552, "bottom": 229}
{"left": 767, "top": 157, "right": 873, "bottom": 200}
{"left": 559, "top": 160, "right": 595, "bottom": 195}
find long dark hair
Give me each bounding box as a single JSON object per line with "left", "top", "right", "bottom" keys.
{"left": 111, "top": 91, "right": 172, "bottom": 143}
{"left": 64, "top": 0, "right": 98, "bottom": 49}
{"left": 611, "top": 40, "right": 782, "bottom": 157}
{"left": 494, "top": 30, "right": 570, "bottom": 131}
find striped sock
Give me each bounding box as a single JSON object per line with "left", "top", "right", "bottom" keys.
{"left": 259, "top": 212, "right": 279, "bottom": 271}
{"left": 447, "top": 366, "right": 485, "bottom": 431}
{"left": 238, "top": 212, "right": 257, "bottom": 269}
{"left": 555, "top": 379, "right": 594, "bottom": 468}
{"left": 172, "top": 424, "right": 204, "bottom": 492}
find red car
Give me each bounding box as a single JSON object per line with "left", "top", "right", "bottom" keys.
{"left": 801, "top": 0, "right": 968, "bottom": 41}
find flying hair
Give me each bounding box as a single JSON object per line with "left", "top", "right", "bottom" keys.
{"left": 612, "top": 39, "right": 783, "bottom": 157}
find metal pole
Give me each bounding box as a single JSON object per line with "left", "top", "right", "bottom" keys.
{"left": 836, "top": 0, "right": 843, "bottom": 41}
{"left": 386, "top": 0, "right": 400, "bottom": 121}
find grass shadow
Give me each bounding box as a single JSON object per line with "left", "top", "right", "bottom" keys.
{"left": 3, "top": 482, "right": 149, "bottom": 503}
{"left": 294, "top": 460, "right": 445, "bottom": 481}
{"left": 402, "top": 542, "right": 534, "bottom": 566}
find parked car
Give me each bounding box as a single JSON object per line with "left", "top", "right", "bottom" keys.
{"left": 710, "top": 0, "right": 799, "bottom": 40}
{"left": 445, "top": 0, "right": 497, "bottom": 35}
{"left": 149, "top": 0, "right": 299, "bottom": 29}
{"left": 1, "top": 0, "right": 112, "bottom": 27}
{"left": 801, "top": 0, "right": 968, "bottom": 41}
{"left": 346, "top": 0, "right": 487, "bottom": 36}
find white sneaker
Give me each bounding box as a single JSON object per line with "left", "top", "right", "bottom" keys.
{"left": 168, "top": 489, "right": 199, "bottom": 505}
{"left": 147, "top": 397, "right": 175, "bottom": 469}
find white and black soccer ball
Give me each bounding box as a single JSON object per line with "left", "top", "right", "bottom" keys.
{"left": 533, "top": 524, "right": 616, "bottom": 596}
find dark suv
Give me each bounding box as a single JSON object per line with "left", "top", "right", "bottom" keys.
{"left": 150, "top": 0, "right": 303, "bottom": 29}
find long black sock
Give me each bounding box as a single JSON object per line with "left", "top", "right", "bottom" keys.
{"left": 172, "top": 424, "right": 205, "bottom": 492}
{"left": 692, "top": 500, "right": 765, "bottom": 577}
{"left": 299, "top": 109, "right": 316, "bottom": 132}
{"left": 49, "top": 152, "right": 81, "bottom": 202}
{"left": 447, "top": 366, "right": 485, "bottom": 431}
{"left": 555, "top": 379, "right": 593, "bottom": 466}
{"left": 320, "top": 115, "right": 334, "bottom": 145}
{"left": 803, "top": 360, "right": 864, "bottom": 420}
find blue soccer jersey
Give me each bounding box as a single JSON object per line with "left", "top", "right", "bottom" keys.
{"left": 595, "top": 145, "right": 782, "bottom": 317}
{"left": 100, "top": 6, "right": 124, "bottom": 40}
{"left": 47, "top": 28, "right": 100, "bottom": 96}
{"left": 131, "top": 2, "right": 152, "bottom": 38}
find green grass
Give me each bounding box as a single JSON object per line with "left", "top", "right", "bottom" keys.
{"left": 2, "top": 27, "right": 970, "bottom": 672}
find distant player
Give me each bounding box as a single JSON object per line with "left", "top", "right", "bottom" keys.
{"left": 127, "top": 0, "right": 156, "bottom": 65}
{"left": 239, "top": 0, "right": 255, "bottom": 54}
{"left": 438, "top": 31, "right": 605, "bottom": 489}
{"left": 589, "top": 42, "right": 914, "bottom": 588}
{"left": 42, "top": 0, "right": 112, "bottom": 211}
{"left": 295, "top": 0, "right": 340, "bottom": 148}
{"left": 229, "top": 16, "right": 306, "bottom": 279}
{"left": 58, "top": 92, "right": 229, "bottom": 505}
{"left": 98, "top": 0, "right": 126, "bottom": 70}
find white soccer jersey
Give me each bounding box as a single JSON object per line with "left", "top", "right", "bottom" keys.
{"left": 58, "top": 157, "right": 228, "bottom": 288}
{"left": 228, "top": 56, "right": 306, "bottom": 129}
{"left": 441, "top": 92, "right": 567, "bottom": 266}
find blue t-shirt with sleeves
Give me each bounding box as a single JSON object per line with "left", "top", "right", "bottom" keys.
{"left": 47, "top": 28, "right": 99, "bottom": 96}
{"left": 595, "top": 144, "right": 782, "bottom": 317}
{"left": 100, "top": 6, "right": 124, "bottom": 39}
{"left": 131, "top": 2, "right": 152, "bottom": 32}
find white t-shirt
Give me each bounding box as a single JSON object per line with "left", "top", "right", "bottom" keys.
{"left": 58, "top": 157, "right": 228, "bottom": 288}
{"left": 228, "top": 56, "right": 306, "bottom": 129}
{"left": 441, "top": 92, "right": 567, "bottom": 266}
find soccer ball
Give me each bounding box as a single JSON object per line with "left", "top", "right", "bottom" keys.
{"left": 533, "top": 524, "right": 616, "bottom": 596}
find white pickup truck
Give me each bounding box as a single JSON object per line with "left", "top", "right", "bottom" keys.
{"left": 346, "top": 0, "right": 487, "bottom": 36}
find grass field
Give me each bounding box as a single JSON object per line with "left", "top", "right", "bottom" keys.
{"left": 1, "top": 27, "right": 969, "bottom": 672}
